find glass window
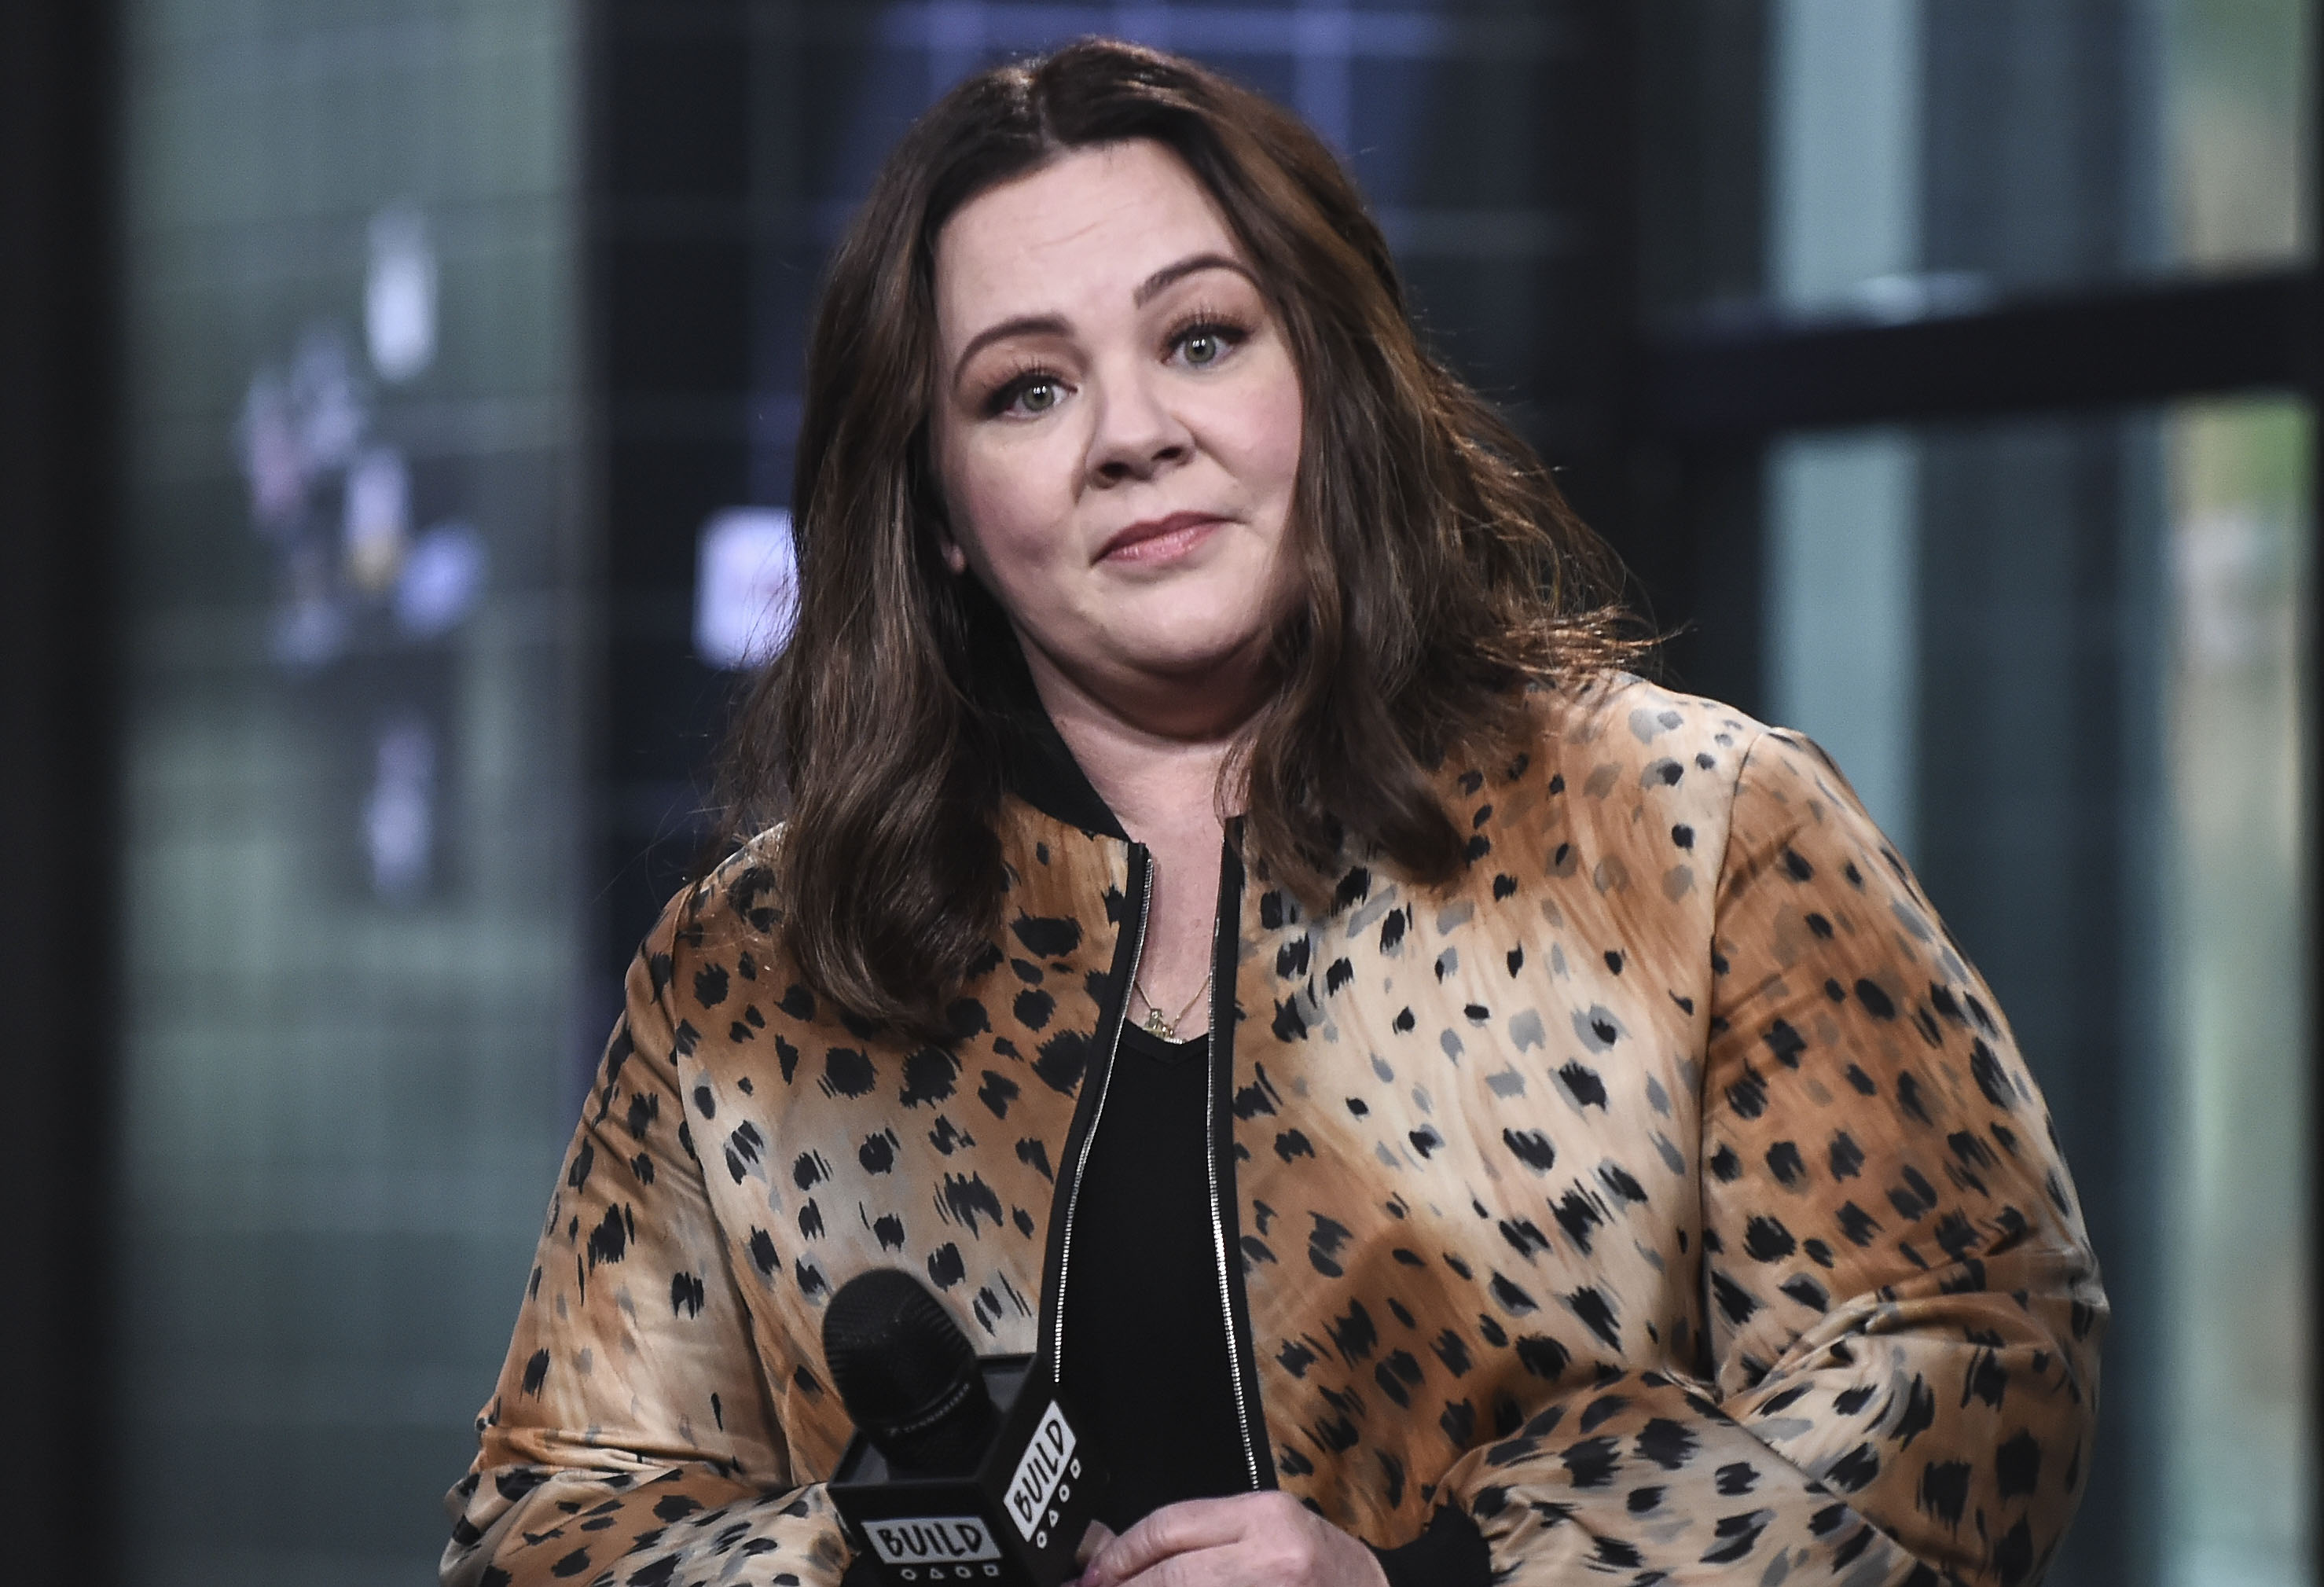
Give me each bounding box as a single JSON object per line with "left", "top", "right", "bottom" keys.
{"left": 1643, "top": 0, "right": 2316, "bottom": 323}
{"left": 2161, "top": 397, "right": 2311, "bottom": 1587}
{"left": 2162, "top": 1, "right": 2316, "bottom": 274}
{"left": 1759, "top": 396, "right": 2314, "bottom": 1587}
{"left": 112, "top": 2, "right": 587, "bottom": 1582}
{"left": 1764, "top": 429, "right": 1922, "bottom": 851}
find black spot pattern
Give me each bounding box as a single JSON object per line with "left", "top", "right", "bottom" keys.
{"left": 446, "top": 680, "right": 2101, "bottom": 1587}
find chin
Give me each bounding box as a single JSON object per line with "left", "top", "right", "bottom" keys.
{"left": 1106, "top": 635, "right": 1237, "bottom": 670}
{"left": 1123, "top": 582, "right": 1277, "bottom": 640}
{"left": 1109, "top": 615, "right": 1269, "bottom": 670}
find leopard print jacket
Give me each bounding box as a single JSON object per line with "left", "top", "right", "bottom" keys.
{"left": 443, "top": 676, "right": 2104, "bottom": 1586}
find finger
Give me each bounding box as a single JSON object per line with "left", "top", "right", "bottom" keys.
{"left": 1074, "top": 1519, "right": 1116, "bottom": 1569}
{"left": 1093, "top": 1540, "right": 1246, "bottom": 1587}
{"left": 1081, "top": 1495, "right": 1261, "bottom": 1587}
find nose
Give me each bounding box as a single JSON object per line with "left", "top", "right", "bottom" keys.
{"left": 1084, "top": 365, "right": 1192, "bottom": 487}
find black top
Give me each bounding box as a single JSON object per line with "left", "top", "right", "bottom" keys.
{"left": 1061, "top": 1021, "right": 1246, "bottom": 1530}
{"left": 1059, "top": 1020, "right": 1491, "bottom": 1587}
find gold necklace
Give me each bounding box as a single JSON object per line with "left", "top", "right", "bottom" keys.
{"left": 1134, "top": 966, "right": 1212, "bottom": 1041}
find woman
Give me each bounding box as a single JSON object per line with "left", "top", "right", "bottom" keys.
{"left": 444, "top": 39, "right": 2102, "bottom": 1587}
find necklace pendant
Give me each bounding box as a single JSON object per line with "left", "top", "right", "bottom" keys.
{"left": 1143, "top": 1007, "right": 1174, "bottom": 1039}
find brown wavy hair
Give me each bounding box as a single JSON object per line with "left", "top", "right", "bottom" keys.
{"left": 718, "top": 37, "right": 1641, "bottom": 1038}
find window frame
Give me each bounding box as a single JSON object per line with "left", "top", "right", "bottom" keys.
{"left": 1620, "top": 17, "right": 2323, "bottom": 1575}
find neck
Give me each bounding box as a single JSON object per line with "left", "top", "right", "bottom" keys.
{"left": 1015, "top": 641, "right": 1262, "bottom": 843}
{"left": 1016, "top": 639, "right": 1259, "bottom": 1032}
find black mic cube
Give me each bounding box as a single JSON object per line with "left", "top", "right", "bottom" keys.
{"left": 829, "top": 1355, "right": 1108, "bottom": 1587}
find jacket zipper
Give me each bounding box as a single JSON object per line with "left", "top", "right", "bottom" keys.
{"left": 1203, "top": 846, "right": 1263, "bottom": 1490}
{"left": 1046, "top": 847, "right": 1151, "bottom": 1378}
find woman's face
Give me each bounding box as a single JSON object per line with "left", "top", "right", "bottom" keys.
{"left": 929, "top": 138, "right": 1305, "bottom": 733}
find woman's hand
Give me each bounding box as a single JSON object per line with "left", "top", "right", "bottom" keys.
{"left": 1077, "top": 1492, "right": 1389, "bottom": 1587}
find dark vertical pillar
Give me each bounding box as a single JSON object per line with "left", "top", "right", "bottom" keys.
{"left": 2308, "top": 16, "right": 2323, "bottom": 1578}
{"left": 0, "top": 2, "right": 119, "bottom": 1582}
{"left": 587, "top": 0, "right": 758, "bottom": 1023}
{"left": 1919, "top": 0, "right": 2139, "bottom": 292}
{"left": 1915, "top": 17, "right": 2154, "bottom": 1580}
{"left": 1624, "top": 0, "right": 1771, "bottom": 711}
{"left": 1521, "top": 0, "right": 1640, "bottom": 555}
{"left": 1634, "top": 441, "right": 1768, "bottom": 715}
{"left": 1911, "top": 415, "right": 2161, "bottom": 1587}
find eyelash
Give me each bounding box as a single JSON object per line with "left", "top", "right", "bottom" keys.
{"left": 979, "top": 306, "right": 1255, "bottom": 417}
{"left": 1161, "top": 303, "right": 1252, "bottom": 364}
{"left": 983, "top": 361, "right": 1066, "bottom": 418}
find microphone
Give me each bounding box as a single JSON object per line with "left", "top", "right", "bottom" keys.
{"left": 823, "top": 1268, "right": 999, "bottom": 1475}
{"left": 823, "top": 1269, "right": 1107, "bottom": 1586}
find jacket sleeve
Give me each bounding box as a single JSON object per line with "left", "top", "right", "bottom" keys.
{"left": 441, "top": 892, "right": 852, "bottom": 1587}
{"left": 1430, "top": 728, "right": 2105, "bottom": 1585}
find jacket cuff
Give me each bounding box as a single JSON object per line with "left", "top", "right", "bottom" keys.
{"left": 1369, "top": 1504, "right": 1491, "bottom": 1587}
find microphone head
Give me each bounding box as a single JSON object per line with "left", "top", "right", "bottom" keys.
{"left": 822, "top": 1268, "right": 994, "bottom": 1474}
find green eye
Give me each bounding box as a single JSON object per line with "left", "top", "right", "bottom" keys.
{"left": 1183, "top": 332, "right": 1221, "bottom": 366}
{"left": 1019, "top": 380, "right": 1060, "bottom": 413}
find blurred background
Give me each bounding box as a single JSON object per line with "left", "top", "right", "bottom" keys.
{"left": 0, "top": 2, "right": 2312, "bottom": 1583}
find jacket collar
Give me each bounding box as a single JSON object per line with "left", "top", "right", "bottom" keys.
{"left": 988, "top": 663, "right": 1130, "bottom": 842}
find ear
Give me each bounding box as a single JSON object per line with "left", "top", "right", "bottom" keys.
{"left": 919, "top": 428, "right": 971, "bottom": 576}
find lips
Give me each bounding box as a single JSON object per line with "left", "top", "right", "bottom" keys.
{"left": 1098, "top": 511, "right": 1228, "bottom": 564}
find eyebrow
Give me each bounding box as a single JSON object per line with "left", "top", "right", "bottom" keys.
{"left": 1133, "top": 251, "right": 1252, "bottom": 307}
{"left": 949, "top": 252, "right": 1257, "bottom": 388}
{"left": 951, "top": 314, "right": 1072, "bottom": 388}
